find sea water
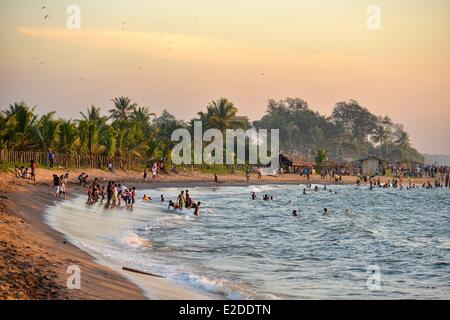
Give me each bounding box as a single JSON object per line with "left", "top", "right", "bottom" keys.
{"left": 45, "top": 184, "right": 450, "bottom": 299}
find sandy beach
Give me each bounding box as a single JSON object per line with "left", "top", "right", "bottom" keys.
{"left": 0, "top": 168, "right": 437, "bottom": 300}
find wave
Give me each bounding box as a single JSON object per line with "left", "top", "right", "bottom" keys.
{"left": 121, "top": 231, "right": 152, "bottom": 248}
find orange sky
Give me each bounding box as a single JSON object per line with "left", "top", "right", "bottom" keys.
{"left": 0, "top": 0, "right": 449, "bottom": 154}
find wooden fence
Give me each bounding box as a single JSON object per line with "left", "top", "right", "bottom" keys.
{"left": 0, "top": 149, "right": 146, "bottom": 171}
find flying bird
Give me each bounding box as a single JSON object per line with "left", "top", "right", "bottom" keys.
{"left": 44, "top": 15, "right": 50, "bottom": 19}
{"left": 42, "top": 6, "right": 46, "bottom": 9}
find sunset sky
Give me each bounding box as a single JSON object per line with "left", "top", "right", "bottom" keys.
{"left": 0, "top": 0, "right": 449, "bottom": 154}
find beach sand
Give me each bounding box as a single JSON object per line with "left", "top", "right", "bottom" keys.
{"left": 0, "top": 167, "right": 434, "bottom": 300}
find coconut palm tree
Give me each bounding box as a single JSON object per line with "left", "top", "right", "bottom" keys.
{"left": 78, "top": 105, "right": 106, "bottom": 157}
{"left": 203, "top": 98, "right": 238, "bottom": 131}
{"left": 130, "top": 106, "right": 156, "bottom": 136}
{"left": 130, "top": 106, "right": 156, "bottom": 124}
{"left": 109, "top": 96, "right": 137, "bottom": 124}
{"left": 56, "top": 119, "right": 78, "bottom": 153}
{"left": 34, "top": 112, "right": 59, "bottom": 152}
{"left": 2, "top": 102, "right": 38, "bottom": 151}
{"left": 370, "top": 125, "right": 391, "bottom": 158}
{"left": 393, "top": 126, "right": 410, "bottom": 148}
{"left": 314, "top": 149, "right": 328, "bottom": 171}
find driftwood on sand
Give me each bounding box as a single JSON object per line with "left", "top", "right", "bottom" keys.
{"left": 122, "top": 266, "right": 164, "bottom": 278}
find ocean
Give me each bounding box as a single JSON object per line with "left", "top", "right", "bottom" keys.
{"left": 45, "top": 183, "right": 450, "bottom": 299}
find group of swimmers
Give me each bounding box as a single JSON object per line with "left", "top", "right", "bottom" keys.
{"left": 82, "top": 176, "right": 137, "bottom": 208}
{"left": 166, "top": 190, "right": 201, "bottom": 216}
{"left": 356, "top": 176, "right": 449, "bottom": 190}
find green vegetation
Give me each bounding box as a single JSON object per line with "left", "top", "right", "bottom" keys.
{"left": 0, "top": 97, "right": 424, "bottom": 165}
{"left": 254, "top": 98, "right": 424, "bottom": 163}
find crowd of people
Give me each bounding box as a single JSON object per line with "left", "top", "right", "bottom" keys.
{"left": 387, "top": 163, "right": 450, "bottom": 179}
{"left": 14, "top": 160, "right": 37, "bottom": 181}
{"left": 76, "top": 171, "right": 203, "bottom": 215}
{"left": 167, "top": 190, "right": 201, "bottom": 216}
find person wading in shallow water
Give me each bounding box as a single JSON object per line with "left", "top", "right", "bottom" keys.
{"left": 53, "top": 174, "right": 61, "bottom": 199}
{"left": 177, "top": 190, "right": 185, "bottom": 210}
{"left": 193, "top": 201, "right": 201, "bottom": 216}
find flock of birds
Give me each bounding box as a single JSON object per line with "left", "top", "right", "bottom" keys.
{"left": 4, "top": 5, "right": 301, "bottom": 100}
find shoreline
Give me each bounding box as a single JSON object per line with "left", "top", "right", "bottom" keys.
{"left": 44, "top": 190, "right": 217, "bottom": 300}
{"left": 0, "top": 177, "right": 145, "bottom": 300}
{"left": 0, "top": 168, "right": 439, "bottom": 300}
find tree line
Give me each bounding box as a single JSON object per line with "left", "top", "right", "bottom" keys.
{"left": 0, "top": 96, "right": 424, "bottom": 166}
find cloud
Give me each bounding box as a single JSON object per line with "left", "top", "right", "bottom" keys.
{"left": 17, "top": 27, "right": 285, "bottom": 67}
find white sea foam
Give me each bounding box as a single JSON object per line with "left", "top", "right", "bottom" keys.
{"left": 121, "top": 232, "right": 152, "bottom": 248}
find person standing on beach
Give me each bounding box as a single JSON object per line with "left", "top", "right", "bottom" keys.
{"left": 48, "top": 151, "right": 55, "bottom": 168}
{"left": 152, "top": 162, "right": 158, "bottom": 179}
{"left": 214, "top": 173, "right": 218, "bottom": 184}
{"left": 30, "top": 160, "right": 37, "bottom": 182}
{"left": 245, "top": 168, "right": 250, "bottom": 182}
{"left": 143, "top": 169, "right": 148, "bottom": 181}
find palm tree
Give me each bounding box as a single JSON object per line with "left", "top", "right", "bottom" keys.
{"left": 79, "top": 105, "right": 106, "bottom": 157}
{"left": 57, "top": 119, "right": 78, "bottom": 153}
{"left": 370, "top": 125, "right": 391, "bottom": 158}
{"left": 314, "top": 149, "right": 328, "bottom": 171}
{"left": 34, "top": 112, "right": 59, "bottom": 152}
{"left": 130, "top": 106, "right": 156, "bottom": 124}
{"left": 109, "top": 96, "right": 137, "bottom": 124}
{"left": 3, "top": 102, "right": 38, "bottom": 151}
{"left": 393, "top": 126, "right": 410, "bottom": 148}
{"left": 130, "top": 106, "right": 156, "bottom": 136}
{"left": 203, "top": 98, "right": 238, "bottom": 131}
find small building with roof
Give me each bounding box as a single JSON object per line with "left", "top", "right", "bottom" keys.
{"left": 358, "top": 156, "right": 387, "bottom": 176}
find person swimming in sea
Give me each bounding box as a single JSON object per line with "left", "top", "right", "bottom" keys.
{"left": 323, "top": 208, "right": 329, "bottom": 216}
{"left": 251, "top": 192, "right": 257, "bottom": 200}
{"left": 161, "top": 194, "right": 165, "bottom": 202}
{"left": 167, "top": 200, "right": 177, "bottom": 210}
{"left": 292, "top": 210, "right": 298, "bottom": 217}
{"left": 303, "top": 188, "right": 307, "bottom": 195}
